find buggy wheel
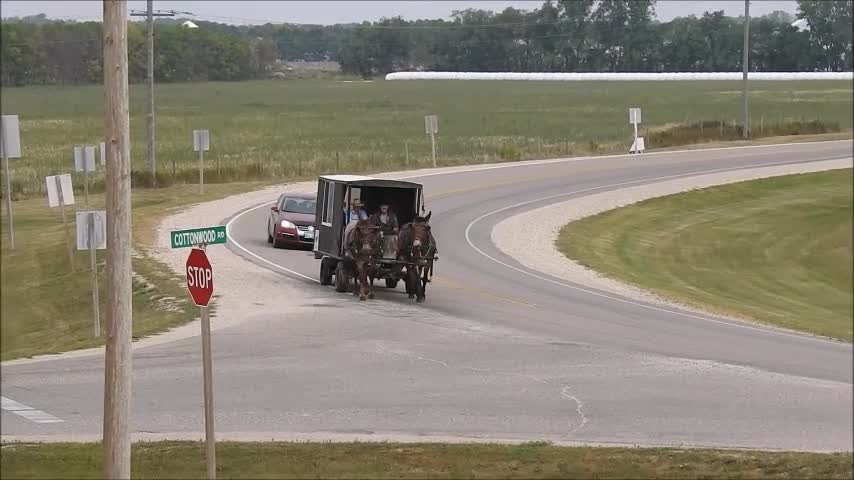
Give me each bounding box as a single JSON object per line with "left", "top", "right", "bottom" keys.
{"left": 334, "top": 260, "right": 348, "bottom": 292}
{"left": 385, "top": 278, "right": 399, "bottom": 289}
{"left": 320, "top": 258, "right": 334, "bottom": 286}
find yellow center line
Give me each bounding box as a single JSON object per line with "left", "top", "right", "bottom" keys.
{"left": 431, "top": 275, "right": 537, "bottom": 308}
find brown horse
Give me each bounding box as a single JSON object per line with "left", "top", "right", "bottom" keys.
{"left": 398, "top": 211, "right": 437, "bottom": 303}
{"left": 346, "top": 220, "right": 381, "bottom": 301}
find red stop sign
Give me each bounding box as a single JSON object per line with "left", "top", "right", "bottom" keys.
{"left": 186, "top": 248, "right": 213, "bottom": 307}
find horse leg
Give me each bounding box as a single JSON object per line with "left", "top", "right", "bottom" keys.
{"left": 415, "top": 265, "right": 426, "bottom": 303}
{"left": 352, "top": 260, "right": 361, "bottom": 296}
{"left": 406, "top": 265, "right": 417, "bottom": 299}
{"left": 358, "top": 261, "right": 368, "bottom": 301}
{"left": 367, "top": 264, "right": 375, "bottom": 299}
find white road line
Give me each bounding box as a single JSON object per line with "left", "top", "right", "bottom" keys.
{"left": 464, "top": 157, "right": 851, "bottom": 346}
{"left": 1, "top": 396, "right": 64, "bottom": 424}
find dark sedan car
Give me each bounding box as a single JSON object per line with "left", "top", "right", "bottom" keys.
{"left": 266, "top": 192, "right": 317, "bottom": 249}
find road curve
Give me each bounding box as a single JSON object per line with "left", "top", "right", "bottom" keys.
{"left": 2, "top": 141, "right": 852, "bottom": 451}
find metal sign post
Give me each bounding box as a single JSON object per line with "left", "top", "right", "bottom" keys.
{"left": 185, "top": 245, "right": 216, "bottom": 479}
{"left": 76, "top": 210, "right": 106, "bottom": 337}
{"left": 629, "top": 107, "right": 645, "bottom": 154}
{"left": 193, "top": 130, "right": 210, "bottom": 194}
{"left": 1, "top": 115, "right": 21, "bottom": 249}
{"left": 75, "top": 145, "right": 97, "bottom": 206}
{"left": 47, "top": 174, "right": 76, "bottom": 271}
{"left": 425, "top": 114, "right": 438, "bottom": 168}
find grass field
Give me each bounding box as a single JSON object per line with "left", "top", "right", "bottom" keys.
{"left": 0, "top": 181, "right": 269, "bottom": 360}
{"left": 0, "top": 79, "right": 851, "bottom": 197}
{"left": 2, "top": 441, "right": 851, "bottom": 479}
{"left": 557, "top": 169, "right": 853, "bottom": 341}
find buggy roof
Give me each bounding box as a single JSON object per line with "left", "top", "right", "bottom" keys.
{"left": 319, "top": 175, "right": 422, "bottom": 189}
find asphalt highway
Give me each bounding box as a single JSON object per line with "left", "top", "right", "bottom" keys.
{"left": 2, "top": 141, "right": 852, "bottom": 451}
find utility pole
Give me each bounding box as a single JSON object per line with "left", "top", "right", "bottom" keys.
{"left": 742, "top": 0, "right": 750, "bottom": 139}
{"left": 129, "top": 6, "right": 190, "bottom": 187}
{"left": 102, "top": 1, "right": 133, "bottom": 478}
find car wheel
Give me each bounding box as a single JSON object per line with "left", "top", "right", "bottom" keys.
{"left": 267, "top": 221, "right": 273, "bottom": 244}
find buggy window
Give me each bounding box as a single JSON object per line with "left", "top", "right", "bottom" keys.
{"left": 321, "top": 182, "right": 333, "bottom": 226}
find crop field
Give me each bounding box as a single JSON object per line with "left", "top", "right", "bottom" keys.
{"left": 0, "top": 79, "right": 851, "bottom": 197}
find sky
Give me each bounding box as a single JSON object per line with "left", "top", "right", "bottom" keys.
{"left": 1, "top": 1, "right": 799, "bottom": 25}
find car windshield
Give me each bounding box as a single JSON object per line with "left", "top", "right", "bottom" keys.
{"left": 282, "top": 198, "right": 316, "bottom": 215}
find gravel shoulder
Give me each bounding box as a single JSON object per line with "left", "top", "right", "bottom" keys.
{"left": 492, "top": 158, "right": 853, "bottom": 330}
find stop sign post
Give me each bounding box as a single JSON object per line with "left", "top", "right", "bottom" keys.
{"left": 185, "top": 247, "right": 217, "bottom": 478}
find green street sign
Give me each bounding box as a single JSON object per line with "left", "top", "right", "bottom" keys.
{"left": 171, "top": 225, "right": 227, "bottom": 249}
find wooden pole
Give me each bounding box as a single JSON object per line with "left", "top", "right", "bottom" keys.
{"left": 742, "top": 0, "right": 750, "bottom": 139}
{"left": 102, "top": 0, "right": 133, "bottom": 478}
{"left": 146, "top": 0, "right": 157, "bottom": 187}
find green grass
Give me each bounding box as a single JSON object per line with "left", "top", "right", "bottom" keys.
{"left": 1, "top": 79, "right": 851, "bottom": 197}
{"left": 557, "top": 169, "right": 854, "bottom": 341}
{"left": 0, "top": 181, "right": 270, "bottom": 361}
{"left": 1, "top": 441, "right": 851, "bottom": 479}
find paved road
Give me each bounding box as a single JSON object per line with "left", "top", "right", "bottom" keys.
{"left": 2, "top": 141, "right": 852, "bottom": 451}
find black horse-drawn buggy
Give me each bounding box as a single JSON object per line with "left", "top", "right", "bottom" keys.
{"left": 312, "top": 175, "right": 437, "bottom": 302}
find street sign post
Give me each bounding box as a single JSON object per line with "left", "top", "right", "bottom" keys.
{"left": 74, "top": 145, "right": 97, "bottom": 206}
{"left": 628, "top": 107, "right": 645, "bottom": 154}
{"left": 171, "top": 225, "right": 226, "bottom": 249}
{"left": 424, "top": 114, "right": 438, "bottom": 168}
{"left": 185, "top": 246, "right": 216, "bottom": 479}
{"left": 46, "top": 174, "right": 76, "bottom": 271}
{"left": 193, "top": 130, "right": 210, "bottom": 194}
{"left": 1, "top": 115, "right": 21, "bottom": 249}
{"left": 76, "top": 210, "right": 107, "bottom": 337}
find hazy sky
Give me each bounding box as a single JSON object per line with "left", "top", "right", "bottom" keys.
{"left": 1, "top": 1, "right": 798, "bottom": 25}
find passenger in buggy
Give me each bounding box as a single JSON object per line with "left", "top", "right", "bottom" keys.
{"left": 370, "top": 204, "right": 399, "bottom": 259}
{"left": 344, "top": 199, "right": 368, "bottom": 252}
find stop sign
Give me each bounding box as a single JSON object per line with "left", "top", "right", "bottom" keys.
{"left": 186, "top": 248, "right": 213, "bottom": 307}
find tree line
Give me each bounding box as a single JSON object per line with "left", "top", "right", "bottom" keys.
{"left": 1, "top": 0, "right": 851, "bottom": 87}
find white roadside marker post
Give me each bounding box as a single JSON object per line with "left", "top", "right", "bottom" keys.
{"left": 193, "top": 129, "right": 210, "bottom": 194}
{"left": 425, "top": 114, "right": 438, "bottom": 168}
{"left": 1, "top": 115, "right": 21, "bottom": 249}
{"left": 76, "top": 210, "right": 106, "bottom": 336}
{"left": 47, "top": 174, "right": 76, "bottom": 271}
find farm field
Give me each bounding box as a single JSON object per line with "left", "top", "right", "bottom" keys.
{"left": 0, "top": 79, "right": 851, "bottom": 197}
{"left": 557, "top": 169, "right": 854, "bottom": 341}
{"left": 2, "top": 441, "right": 851, "bottom": 479}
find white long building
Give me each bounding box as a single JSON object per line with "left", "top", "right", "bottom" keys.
{"left": 385, "top": 71, "right": 853, "bottom": 81}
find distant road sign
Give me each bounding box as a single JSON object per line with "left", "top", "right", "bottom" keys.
{"left": 1, "top": 115, "right": 21, "bottom": 158}
{"left": 46, "top": 174, "right": 75, "bottom": 207}
{"left": 171, "top": 225, "right": 227, "bottom": 249}
{"left": 76, "top": 210, "right": 107, "bottom": 250}
{"left": 629, "top": 107, "right": 642, "bottom": 124}
{"left": 193, "top": 129, "right": 210, "bottom": 152}
{"left": 186, "top": 248, "right": 213, "bottom": 307}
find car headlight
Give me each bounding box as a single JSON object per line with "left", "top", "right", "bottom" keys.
{"left": 280, "top": 220, "right": 295, "bottom": 229}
